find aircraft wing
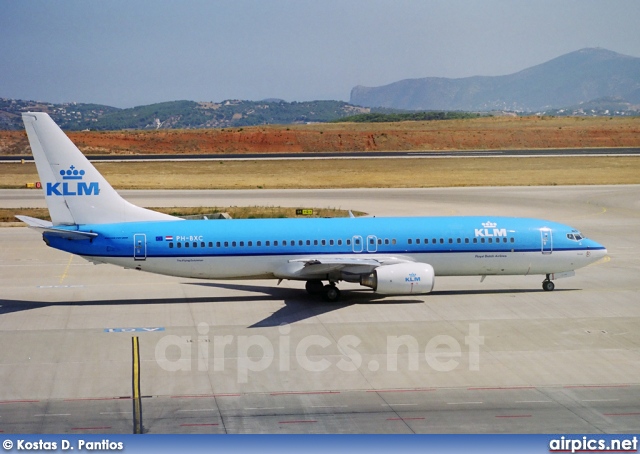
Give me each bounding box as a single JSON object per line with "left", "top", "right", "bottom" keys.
{"left": 281, "top": 255, "right": 416, "bottom": 278}
{"left": 16, "top": 215, "right": 98, "bottom": 240}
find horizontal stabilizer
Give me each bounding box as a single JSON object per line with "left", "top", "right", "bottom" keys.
{"left": 15, "top": 215, "right": 53, "bottom": 229}
{"left": 16, "top": 215, "right": 98, "bottom": 240}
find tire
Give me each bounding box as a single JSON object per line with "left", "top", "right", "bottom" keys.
{"left": 305, "top": 280, "right": 324, "bottom": 295}
{"left": 323, "top": 284, "right": 341, "bottom": 302}
{"left": 542, "top": 280, "right": 555, "bottom": 292}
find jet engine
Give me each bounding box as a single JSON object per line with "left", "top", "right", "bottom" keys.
{"left": 360, "top": 263, "right": 435, "bottom": 295}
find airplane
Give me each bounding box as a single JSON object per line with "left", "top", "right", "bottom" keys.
{"left": 17, "top": 112, "right": 607, "bottom": 302}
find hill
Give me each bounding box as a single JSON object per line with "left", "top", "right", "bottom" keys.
{"left": 0, "top": 98, "right": 369, "bottom": 131}
{"left": 350, "top": 48, "right": 640, "bottom": 113}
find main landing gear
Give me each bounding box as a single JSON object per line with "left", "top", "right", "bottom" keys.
{"left": 542, "top": 274, "right": 555, "bottom": 292}
{"left": 305, "top": 280, "right": 341, "bottom": 302}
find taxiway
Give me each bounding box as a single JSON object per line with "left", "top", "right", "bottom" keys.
{"left": 0, "top": 186, "right": 638, "bottom": 433}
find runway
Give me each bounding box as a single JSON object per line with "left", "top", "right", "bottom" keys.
{"left": 1, "top": 186, "right": 639, "bottom": 433}
{"left": 1, "top": 147, "right": 639, "bottom": 162}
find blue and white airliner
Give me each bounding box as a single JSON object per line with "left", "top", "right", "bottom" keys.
{"left": 18, "top": 112, "right": 607, "bottom": 302}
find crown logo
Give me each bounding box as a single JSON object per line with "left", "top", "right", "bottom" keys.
{"left": 60, "top": 165, "right": 85, "bottom": 180}
{"left": 482, "top": 221, "right": 497, "bottom": 228}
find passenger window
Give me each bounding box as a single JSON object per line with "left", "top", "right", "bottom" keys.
{"left": 274, "top": 241, "right": 278, "bottom": 246}
{"left": 353, "top": 239, "right": 359, "bottom": 245}
{"left": 330, "top": 239, "right": 335, "bottom": 246}
{"left": 432, "top": 239, "right": 436, "bottom": 244}
{"left": 416, "top": 239, "right": 421, "bottom": 244}
{"left": 408, "top": 239, "right": 412, "bottom": 245}
{"left": 347, "top": 239, "right": 351, "bottom": 245}
{"left": 392, "top": 239, "right": 397, "bottom": 245}
{"left": 193, "top": 242, "right": 197, "bottom": 248}
{"left": 322, "top": 240, "right": 326, "bottom": 246}
{"left": 385, "top": 239, "right": 390, "bottom": 245}
{"left": 465, "top": 238, "right": 469, "bottom": 244}
{"left": 169, "top": 243, "right": 174, "bottom": 248}
{"left": 440, "top": 238, "right": 444, "bottom": 244}
{"left": 266, "top": 241, "right": 270, "bottom": 246}
{"left": 299, "top": 240, "right": 303, "bottom": 246}
{"left": 510, "top": 238, "right": 514, "bottom": 243}
{"left": 448, "top": 238, "right": 453, "bottom": 244}
{"left": 201, "top": 242, "right": 205, "bottom": 248}
{"left": 216, "top": 241, "right": 221, "bottom": 247}
{"left": 248, "top": 241, "right": 252, "bottom": 247}
{"left": 473, "top": 238, "right": 478, "bottom": 243}
{"left": 488, "top": 238, "right": 492, "bottom": 244}
{"left": 338, "top": 239, "right": 343, "bottom": 246}
{"left": 177, "top": 242, "right": 181, "bottom": 248}
{"left": 208, "top": 241, "right": 213, "bottom": 247}
{"left": 378, "top": 238, "right": 382, "bottom": 245}
{"left": 185, "top": 242, "right": 189, "bottom": 248}
{"left": 224, "top": 241, "right": 229, "bottom": 247}
{"left": 257, "top": 241, "right": 262, "bottom": 246}
{"left": 239, "top": 241, "right": 244, "bottom": 247}
{"left": 480, "top": 238, "right": 485, "bottom": 243}
{"left": 457, "top": 238, "right": 461, "bottom": 243}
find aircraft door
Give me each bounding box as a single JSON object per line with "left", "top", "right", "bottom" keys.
{"left": 367, "top": 235, "right": 378, "bottom": 253}
{"left": 134, "top": 234, "right": 147, "bottom": 260}
{"left": 352, "top": 235, "right": 363, "bottom": 253}
{"left": 540, "top": 228, "right": 552, "bottom": 255}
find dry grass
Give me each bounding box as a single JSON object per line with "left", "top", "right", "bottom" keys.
{"left": 3, "top": 156, "right": 640, "bottom": 190}
{"left": 2, "top": 116, "right": 640, "bottom": 156}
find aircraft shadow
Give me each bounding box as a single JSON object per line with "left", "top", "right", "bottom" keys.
{"left": 0, "top": 283, "right": 576, "bottom": 327}
{"left": 184, "top": 282, "right": 424, "bottom": 327}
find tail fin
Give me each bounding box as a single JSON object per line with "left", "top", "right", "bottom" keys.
{"left": 22, "top": 112, "right": 179, "bottom": 225}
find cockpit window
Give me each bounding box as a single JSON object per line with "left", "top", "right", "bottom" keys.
{"left": 567, "top": 232, "right": 584, "bottom": 241}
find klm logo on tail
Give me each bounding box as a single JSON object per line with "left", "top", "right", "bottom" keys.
{"left": 47, "top": 165, "right": 100, "bottom": 196}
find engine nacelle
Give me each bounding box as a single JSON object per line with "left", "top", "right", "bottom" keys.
{"left": 360, "top": 263, "right": 435, "bottom": 295}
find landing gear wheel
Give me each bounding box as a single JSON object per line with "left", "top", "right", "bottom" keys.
{"left": 305, "top": 280, "right": 324, "bottom": 295}
{"left": 323, "top": 284, "right": 341, "bottom": 302}
{"left": 542, "top": 280, "right": 555, "bottom": 292}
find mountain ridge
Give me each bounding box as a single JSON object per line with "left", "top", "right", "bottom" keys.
{"left": 350, "top": 48, "right": 640, "bottom": 112}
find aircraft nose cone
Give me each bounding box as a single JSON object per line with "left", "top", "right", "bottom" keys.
{"left": 587, "top": 240, "right": 607, "bottom": 260}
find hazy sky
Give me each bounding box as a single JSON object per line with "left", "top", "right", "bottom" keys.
{"left": 2, "top": 0, "right": 639, "bottom": 108}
